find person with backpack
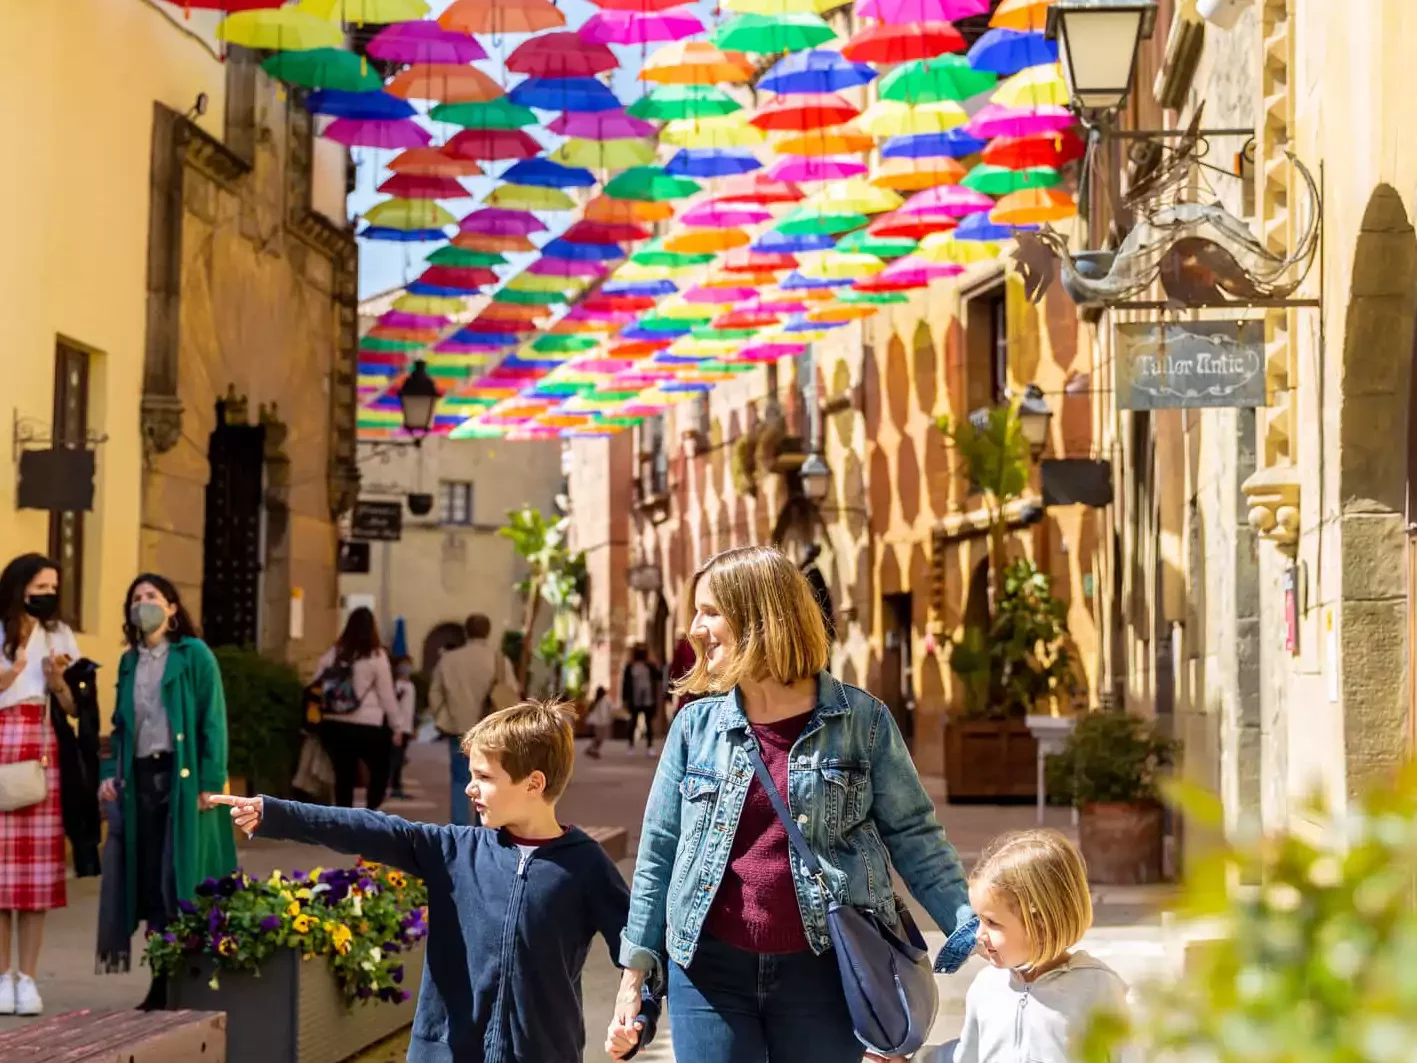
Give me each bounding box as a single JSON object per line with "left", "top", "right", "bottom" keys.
{"left": 312, "top": 608, "right": 401, "bottom": 811}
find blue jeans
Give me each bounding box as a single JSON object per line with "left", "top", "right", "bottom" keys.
{"left": 446, "top": 735, "right": 478, "bottom": 827}
{"left": 668, "top": 936, "right": 863, "bottom": 1063}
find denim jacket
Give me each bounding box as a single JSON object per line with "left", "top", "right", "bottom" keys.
{"left": 620, "top": 673, "right": 978, "bottom": 987}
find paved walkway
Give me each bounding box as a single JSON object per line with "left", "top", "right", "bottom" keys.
{"left": 0, "top": 734, "right": 1181, "bottom": 1061}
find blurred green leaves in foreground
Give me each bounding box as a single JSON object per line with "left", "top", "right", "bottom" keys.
{"left": 1080, "top": 767, "right": 1417, "bottom": 1063}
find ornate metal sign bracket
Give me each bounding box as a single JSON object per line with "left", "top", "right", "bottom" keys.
{"left": 12, "top": 409, "right": 109, "bottom": 467}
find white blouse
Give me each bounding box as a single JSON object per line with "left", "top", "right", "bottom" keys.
{"left": 0, "top": 621, "right": 82, "bottom": 710}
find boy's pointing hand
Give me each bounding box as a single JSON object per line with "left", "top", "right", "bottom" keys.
{"left": 209, "top": 793, "right": 264, "bottom": 837}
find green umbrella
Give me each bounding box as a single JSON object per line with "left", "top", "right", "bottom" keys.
{"left": 495, "top": 289, "right": 569, "bottom": 305}
{"left": 877, "top": 56, "right": 997, "bottom": 104}
{"left": 604, "top": 167, "right": 702, "bottom": 203}
{"left": 443, "top": 395, "right": 499, "bottom": 408}
{"left": 585, "top": 389, "right": 644, "bottom": 402}
{"left": 627, "top": 85, "right": 742, "bottom": 121}
{"left": 360, "top": 337, "right": 425, "bottom": 353}
{"left": 431, "top": 98, "right": 539, "bottom": 130}
{"left": 837, "top": 230, "right": 918, "bottom": 259}
{"left": 961, "top": 164, "right": 1062, "bottom": 195}
{"left": 775, "top": 207, "right": 869, "bottom": 236}
{"left": 535, "top": 381, "right": 599, "bottom": 396}
{"left": 692, "top": 327, "right": 760, "bottom": 341}
{"left": 449, "top": 422, "right": 505, "bottom": 439}
{"left": 638, "top": 316, "right": 695, "bottom": 333}
{"left": 531, "top": 335, "right": 599, "bottom": 354}
{"left": 700, "top": 361, "right": 757, "bottom": 373}
{"left": 596, "top": 415, "right": 644, "bottom": 427}
{"left": 632, "top": 239, "right": 715, "bottom": 267}
{"left": 840, "top": 289, "right": 909, "bottom": 305}
{"left": 426, "top": 364, "right": 473, "bottom": 379}
{"left": 262, "top": 48, "right": 382, "bottom": 92}
{"left": 428, "top": 246, "right": 508, "bottom": 267}
{"left": 711, "top": 13, "right": 836, "bottom": 55}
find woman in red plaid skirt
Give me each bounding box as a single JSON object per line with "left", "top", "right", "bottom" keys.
{"left": 0, "top": 554, "right": 80, "bottom": 1017}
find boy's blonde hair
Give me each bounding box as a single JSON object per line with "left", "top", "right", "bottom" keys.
{"left": 460, "top": 700, "right": 577, "bottom": 800}
{"left": 970, "top": 829, "right": 1092, "bottom": 970}
{"left": 672, "top": 545, "right": 830, "bottom": 696}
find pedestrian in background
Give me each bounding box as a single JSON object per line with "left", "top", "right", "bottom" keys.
{"left": 313, "top": 608, "right": 400, "bottom": 811}
{"left": 584, "top": 685, "right": 614, "bottom": 759}
{"left": 619, "top": 645, "right": 661, "bottom": 757}
{"left": 0, "top": 554, "right": 79, "bottom": 1016}
{"left": 389, "top": 656, "right": 417, "bottom": 800}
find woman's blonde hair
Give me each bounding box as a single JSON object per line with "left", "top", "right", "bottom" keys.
{"left": 672, "top": 545, "right": 829, "bottom": 696}
{"left": 970, "top": 829, "right": 1092, "bottom": 970}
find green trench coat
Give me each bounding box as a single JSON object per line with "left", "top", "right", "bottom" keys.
{"left": 105, "top": 637, "right": 238, "bottom": 935}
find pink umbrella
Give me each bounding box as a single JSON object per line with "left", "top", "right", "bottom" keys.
{"left": 531, "top": 257, "right": 609, "bottom": 277}
{"left": 380, "top": 311, "right": 449, "bottom": 329}
{"left": 508, "top": 32, "right": 619, "bottom": 77}
{"left": 732, "top": 342, "right": 807, "bottom": 362}
{"left": 880, "top": 255, "right": 964, "bottom": 285}
{"left": 323, "top": 118, "right": 431, "bottom": 149}
{"left": 684, "top": 285, "right": 758, "bottom": 303}
{"left": 967, "top": 104, "right": 1076, "bottom": 140}
{"left": 680, "top": 202, "right": 774, "bottom": 227}
{"left": 855, "top": 0, "right": 990, "bottom": 21}
{"left": 746, "top": 296, "right": 810, "bottom": 313}
{"left": 579, "top": 6, "right": 703, "bottom": 45}
{"left": 459, "top": 208, "right": 548, "bottom": 236}
{"left": 767, "top": 156, "right": 869, "bottom": 183}
{"left": 548, "top": 108, "right": 659, "bottom": 140}
{"left": 899, "top": 184, "right": 996, "bottom": 217}
{"left": 367, "top": 21, "right": 488, "bottom": 64}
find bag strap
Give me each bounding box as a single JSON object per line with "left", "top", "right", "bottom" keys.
{"left": 743, "top": 739, "right": 831, "bottom": 891}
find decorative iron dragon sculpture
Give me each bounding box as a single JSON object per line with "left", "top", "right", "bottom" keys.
{"left": 1010, "top": 110, "right": 1321, "bottom": 308}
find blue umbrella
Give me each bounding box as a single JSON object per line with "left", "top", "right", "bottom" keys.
{"left": 881, "top": 129, "right": 987, "bottom": 159}
{"left": 540, "top": 238, "right": 624, "bottom": 261}
{"left": 621, "top": 323, "right": 692, "bottom": 340}
{"left": 307, "top": 89, "right": 414, "bottom": 120}
{"left": 753, "top": 230, "right": 836, "bottom": 254}
{"left": 391, "top": 617, "right": 408, "bottom": 659}
{"left": 357, "top": 362, "right": 400, "bottom": 376}
{"left": 408, "top": 282, "right": 487, "bottom": 298}
{"left": 780, "top": 272, "right": 851, "bottom": 290}
{"left": 785, "top": 316, "right": 849, "bottom": 331}
{"left": 500, "top": 158, "right": 597, "bottom": 188}
{"left": 760, "top": 49, "right": 877, "bottom": 95}
{"left": 359, "top": 226, "right": 451, "bottom": 242}
{"left": 509, "top": 77, "right": 623, "bottom": 113}
{"left": 953, "top": 211, "right": 1040, "bottom": 242}
{"left": 967, "top": 29, "right": 1058, "bottom": 76}
{"left": 604, "top": 280, "right": 678, "bottom": 297}
{"left": 653, "top": 353, "right": 713, "bottom": 365}
{"left": 661, "top": 381, "right": 713, "bottom": 392}
{"left": 665, "top": 149, "right": 763, "bottom": 178}
{"left": 449, "top": 329, "right": 525, "bottom": 346}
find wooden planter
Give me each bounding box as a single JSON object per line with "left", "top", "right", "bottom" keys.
{"left": 168, "top": 940, "right": 425, "bottom": 1063}
{"left": 943, "top": 718, "right": 1038, "bottom": 803}
{"left": 1079, "top": 802, "right": 1164, "bottom": 884}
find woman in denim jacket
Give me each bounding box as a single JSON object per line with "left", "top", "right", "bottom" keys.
{"left": 607, "top": 546, "right": 977, "bottom": 1063}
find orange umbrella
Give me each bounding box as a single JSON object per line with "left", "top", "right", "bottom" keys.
{"left": 641, "top": 41, "right": 755, "bottom": 84}
{"left": 773, "top": 124, "right": 875, "bottom": 156}
{"left": 809, "top": 304, "right": 878, "bottom": 323}
{"left": 585, "top": 195, "right": 676, "bottom": 223}
{"left": 453, "top": 231, "right": 539, "bottom": 253}
{"left": 990, "top": 187, "right": 1076, "bottom": 225}
{"left": 480, "top": 302, "right": 550, "bottom": 321}
{"left": 871, "top": 156, "right": 967, "bottom": 192}
{"left": 388, "top": 147, "right": 485, "bottom": 178}
{"left": 385, "top": 64, "right": 504, "bottom": 102}
{"left": 990, "top": 0, "right": 1053, "bottom": 32}
{"left": 663, "top": 228, "right": 751, "bottom": 254}
{"left": 368, "top": 326, "right": 442, "bottom": 343}
{"left": 440, "top": 0, "right": 566, "bottom": 34}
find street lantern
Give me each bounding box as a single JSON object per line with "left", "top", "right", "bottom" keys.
{"left": 398, "top": 359, "right": 441, "bottom": 439}
{"left": 798, "top": 452, "right": 833, "bottom": 502}
{"left": 1016, "top": 384, "right": 1053, "bottom": 461}
{"left": 1045, "top": 0, "right": 1159, "bottom": 113}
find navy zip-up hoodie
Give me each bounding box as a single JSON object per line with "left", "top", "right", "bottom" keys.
{"left": 256, "top": 798, "right": 659, "bottom": 1063}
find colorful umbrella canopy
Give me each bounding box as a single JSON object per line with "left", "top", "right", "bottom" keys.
{"left": 379, "top": 173, "right": 475, "bottom": 198}
{"left": 579, "top": 7, "right": 704, "bottom": 44}
{"left": 216, "top": 8, "right": 345, "bottom": 50}
{"left": 551, "top": 137, "right": 659, "bottom": 169}
{"left": 759, "top": 48, "right": 877, "bottom": 94}
{"left": 501, "top": 158, "right": 598, "bottom": 187}
{"left": 586, "top": 195, "right": 677, "bottom": 222}
{"left": 804, "top": 177, "right": 903, "bottom": 214}
{"left": 983, "top": 130, "right": 1085, "bottom": 169}
{"left": 460, "top": 208, "right": 547, "bottom": 236}
{"left": 262, "top": 48, "right": 383, "bottom": 91}
{"left": 445, "top": 127, "right": 544, "bottom": 160}
{"left": 431, "top": 98, "right": 539, "bottom": 129}
{"left": 881, "top": 128, "right": 988, "bottom": 158}
{"left": 858, "top": 99, "right": 968, "bottom": 136}
{"left": 715, "top": 173, "right": 804, "bottom": 203}
{"left": 968, "top": 103, "right": 1075, "bottom": 138}
{"left": 367, "top": 20, "right": 488, "bottom": 63}
{"left": 967, "top": 28, "right": 1058, "bottom": 74}
{"left": 661, "top": 114, "right": 764, "bottom": 148}
{"left": 769, "top": 155, "right": 869, "bottom": 182}
{"left": 628, "top": 84, "right": 743, "bottom": 120}
{"left": 797, "top": 252, "right": 886, "bottom": 279}
{"left": 836, "top": 229, "right": 918, "bottom": 257}
{"left": 990, "top": 186, "right": 1076, "bottom": 224}
{"left": 991, "top": 0, "right": 1055, "bottom": 32}
{"left": 385, "top": 63, "right": 504, "bottom": 102}
{"left": 665, "top": 149, "right": 763, "bottom": 177}
{"left": 429, "top": 246, "right": 508, "bottom": 266}
{"left": 486, "top": 183, "right": 577, "bottom": 209}
{"left": 722, "top": 0, "right": 837, "bottom": 14}
{"left": 772, "top": 124, "right": 875, "bottom": 155}
{"left": 681, "top": 202, "right": 774, "bottom": 227}
{"left": 842, "top": 21, "right": 966, "bottom": 63}
{"left": 591, "top": 0, "right": 692, "bottom": 11}
{"left": 900, "top": 184, "right": 996, "bottom": 217}
{"left": 663, "top": 228, "right": 752, "bottom": 253}
{"left": 439, "top": 0, "right": 566, "bottom": 33}
{"left": 333, "top": 0, "right": 432, "bottom": 20}
{"left": 324, "top": 118, "right": 431, "bottom": 148}
{"left": 306, "top": 89, "right": 416, "bottom": 120}
{"left": 962, "top": 163, "right": 1061, "bottom": 194}
{"left": 549, "top": 108, "right": 658, "bottom": 139}
{"left": 868, "top": 211, "right": 958, "bottom": 239}
{"left": 871, "top": 155, "right": 968, "bottom": 191}
{"left": 507, "top": 32, "right": 618, "bottom": 76}
{"left": 775, "top": 207, "right": 869, "bottom": 235}
{"left": 605, "top": 167, "right": 702, "bottom": 201}
{"left": 712, "top": 13, "right": 837, "bottom": 53}
{"left": 454, "top": 230, "right": 540, "bottom": 251}
{"left": 390, "top": 147, "right": 484, "bottom": 177}
{"left": 917, "top": 231, "right": 1003, "bottom": 264}
{"left": 854, "top": 0, "right": 989, "bottom": 20}
{"left": 166, "top": 0, "right": 285, "bottom": 9}
{"left": 751, "top": 93, "right": 861, "bottom": 132}
{"left": 992, "top": 63, "right": 1070, "bottom": 108}
{"left": 509, "top": 77, "right": 623, "bottom": 112}
{"left": 361, "top": 225, "right": 451, "bottom": 242}
{"left": 953, "top": 210, "right": 1030, "bottom": 240}
{"left": 876, "top": 55, "right": 997, "bottom": 103}
{"left": 640, "top": 41, "right": 756, "bottom": 83}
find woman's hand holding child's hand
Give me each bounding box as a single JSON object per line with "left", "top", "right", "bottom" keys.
{"left": 209, "top": 794, "right": 264, "bottom": 836}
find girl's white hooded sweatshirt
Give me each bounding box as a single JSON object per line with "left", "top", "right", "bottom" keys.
{"left": 953, "top": 951, "right": 1130, "bottom": 1063}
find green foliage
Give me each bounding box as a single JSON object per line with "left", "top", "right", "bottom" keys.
{"left": 499, "top": 506, "right": 589, "bottom": 698}
{"left": 1045, "top": 710, "right": 1177, "bottom": 806}
{"left": 1081, "top": 767, "right": 1417, "bottom": 1063}
{"left": 936, "top": 402, "right": 1030, "bottom": 507}
{"left": 949, "top": 625, "right": 992, "bottom": 716}
{"left": 213, "top": 646, "right": 305, "bottom": 796}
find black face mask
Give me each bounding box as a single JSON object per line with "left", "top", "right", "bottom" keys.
{"left": 23, "top": 594, "right": 59, "bottom": 622}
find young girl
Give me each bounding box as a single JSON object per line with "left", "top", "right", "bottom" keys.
{"left": 953, "top": 829, "right": 1129, "bottom": 1063}
{"left": 583, "top": 685, "right": 614, "bottom": 759}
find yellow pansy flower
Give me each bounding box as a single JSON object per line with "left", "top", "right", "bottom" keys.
{"left": 286, "top": 902, "right": 301, "bottom": 918}
{"left": 292, "top": 914, "right": 313, "bottom": 934}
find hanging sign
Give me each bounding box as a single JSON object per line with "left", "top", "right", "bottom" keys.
{"left": 351, "top": 500, "right": 403, "bottom": 542}
{"left": 1115, "top": 320, "right": 1265, "bottom": 410}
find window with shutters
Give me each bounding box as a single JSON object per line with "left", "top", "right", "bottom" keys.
{"left": 439, "top": 481, "right": 474, "bottom": 526}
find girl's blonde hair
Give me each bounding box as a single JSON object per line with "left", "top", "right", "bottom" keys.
{"left": 672, "top": 546, "right": 829, "bottom": 696}
{"left": 970, "top": 829, "right": 1092, "bottom": 970}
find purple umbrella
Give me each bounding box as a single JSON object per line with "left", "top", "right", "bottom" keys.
{"left": 458, "top": 208, "right": 547, "bottom": 236}
{"left": 899, "top": 184, "right": 996, "bottom": 217}
{"left": 379, "top": 311, "right": 451, "bottom": 330}
{"left": 323, "top": 118, "right": 431, "bottom": 149}
{"left": 733, "top": 342, "right": 807, "bottom": 362}
{"left": 745, "top": 296, "right": 810, "bottom": 314}
{"left": 767, "top": 155, "right": 869, "bottom": 183}
{"left": 967, "top": 104, "right": 1076, "bottom": 140}
{"left": 680, "top": 202, "right": 773, "bottom": 227}
{"left": 530, "top": 258, "right": 609, "bottom": 277}
{"left": 548, "top": 108, "right": 659, "bottom": 140}
{"left": 580, "top": 7, "right": 704, "bottom": 46}
{"left": 367, "top": 21, "right": 488, "bottom": 64}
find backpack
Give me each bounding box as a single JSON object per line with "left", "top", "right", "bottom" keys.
{"left": 314, "top": 656, "right": 367, "bottom": 716}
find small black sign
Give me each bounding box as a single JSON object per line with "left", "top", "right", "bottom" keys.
{"left": 17, "top": 448, "right": 96, "bottom": 512}
{"left": 351, "top": 500, "right": 403, "bottom": 542}
{"left": 338, "top": 540, "right": 372, "bottom": 574}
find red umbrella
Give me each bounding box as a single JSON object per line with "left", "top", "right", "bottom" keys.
{"left": 168, "top": 0, "right": 284, "bottom": 7}
{"left": 389, "top": 148, "right": 484, "bottom": 177}
{"left": 445, "top": 128, "right": 543, "bottom": 161}
{"left": 583, "top": 295, "right": 658, "bottom": 312}
{"left": 590, "top": 0, "right": 688, "bottom": 10}
{"left": 507, "top": 32, "right": 618, "bottom": 77}
{"left": 714, "top": 173, "right": 804, "bottom": 204}
{"left": 749, "top": 92, "right": 861, "bottom": 132}
{"left": 378, "top": 173, "right": 473, "bottom": 199}
{"left": 609, "top": 340, "right": 674, "bottom": 355}
{"left": 868, "top": 211, "right": 958, "bottom": 240}
{"left": 982, "top": 131, "right": 1086, "bottom": 170}
{"left": 420, "top": 266, "right": 502, "bottom": 289}
{"left": 465, "top": 317, "right": 540, "bottom": 333}
{"left": 713, "top": 309, "right": 781, "bottom": 329}
{"left": 841, "top": 21, "right": 967, "bottom": 63}
{"left": 720, "top": 248, "right": 798, "bottom": 272}
{"left": 563, "top": 219, "right": 654, "bottom": 243}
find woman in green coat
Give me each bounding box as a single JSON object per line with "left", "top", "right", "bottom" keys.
{"left": 98, "top": 573, "right": 236, "bottom": 1009}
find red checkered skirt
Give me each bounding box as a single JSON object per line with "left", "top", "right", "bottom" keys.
{"left": 0, "top": 702, "right": 66, "bottom": 910}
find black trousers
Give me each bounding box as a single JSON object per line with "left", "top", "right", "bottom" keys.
{"left": 320, "top": 721, "right": 392, "bottom": 810}
{"left": 627, "top": 705, "right": 655, "bottom": 749}
{"left": 133, "top": 753, "right": 175, "bottom": 934}
{"left": 389, "top": 741, "right": 407, "bottom": 793}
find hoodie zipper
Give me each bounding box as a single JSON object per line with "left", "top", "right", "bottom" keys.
{"left": 1014, "top": 984, "right": 1031, "bottom": 1063}
{"left": 488, "top": 848, "right": 532, "bottom": 1062}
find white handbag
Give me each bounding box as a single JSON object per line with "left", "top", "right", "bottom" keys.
{"left": 0, "top": 757, "right": 46, "bottom": 812}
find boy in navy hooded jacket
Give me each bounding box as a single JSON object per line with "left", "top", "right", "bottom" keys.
{"left": 215, "top": 701, "right": 658, "bottom": 1063}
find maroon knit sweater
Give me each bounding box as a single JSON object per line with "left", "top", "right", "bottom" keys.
{"left": 702, "top": 709, "right": 815, "bottom": 954}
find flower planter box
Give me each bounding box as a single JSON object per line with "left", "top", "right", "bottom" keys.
{"left": 1079, "top": 802, "right": 1164, "bottom": 885}
{"left": 943, "top": 717, "right": 1038, "bottom": 803}
{"left": 169, "top": 939, "right": 425, "bottom": 1063}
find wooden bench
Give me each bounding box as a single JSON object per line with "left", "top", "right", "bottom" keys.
{"left": 0, "top": 1008, "right": 226, "bottom": 1062}
{"left": 585, "top": 824, "right": 629, "bottom": 862}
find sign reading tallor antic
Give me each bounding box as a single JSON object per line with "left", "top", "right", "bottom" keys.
{"left": 1114, "top": 320, "right": 1265, "bottom": 410}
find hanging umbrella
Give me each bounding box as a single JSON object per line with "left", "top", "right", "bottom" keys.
{"left": 870, "top": 155, "right": 967, "bottom": 191}
{"left": 324, "top": 118, "right": 430, "bottom": 148}
{"left": 772, "top": 124, "right": 874, "bottom": 155}
{"left": 881, "top": 128, "right": 987, "bottom": 158}
{"left": 684, "top": 285, "right": 757, "bottom": 303}
{"left": 876, "top": 55, "right": 997, "bottom": 103}
{"left": 167, "top": 0, "right": 285, "bottom": 8}
{"left": 306, "top": 89, "right": 415, "bottom": 120}
{"left": 868, "top": 211, "right": 958, "bottom": 239}
{"left": 804, "top": 177, "right": 903, "bottom": 214}
{"left": 547, "top": 109, "right": 654, "bottom": 141}
{"left": 439, "top": 0, "right": 565, "bottom": 34}
{"left": 750, "top": 93, "right": 861, "bottom": 132}
{"left": 842, "top": 21, "right": 966, "bottom": 63}
{"left": 262, "top": 48, "right": 382, "bottom": 91}
{"left": 551, "top": 137, "right": 658, "bottom": 169}
{"left": 797, "top": 252, "right": 886, "bottom": 280}
{"left": 605, "top": 167, "right": 702, "bottom": 201}
{"left": 509, "top": 77, "right": 623, "bottom": 113}
{"left": 390, "top": 147, "right": 484, "bottom": 177}
{"left": 836, "top": 229, "right": 917, "bottom": 257}
{"left": 367, "top": 20, "right": 488, "bottom": 63}
{"left": 460, "top": 208, "right": 547, "bottom": 236}
{"left": 455, "top": 230, "right": 539, "bottom": 252}
{"left": 486, "top": 183, "right": 577, "bottom": 209}
{"left": 508, "top": 32, "right": 619, "bottom": 77}
{"left": 627, "top": 84, "right": 742, "bottom": 120}
{"left": 445, "top": 127, "right": 543, "bottom": 160}
{"left": 759, "top": 49, "right": 876, "bottom": 95}
{"left": 936, "top": 210, "right": 1015, "bottom": 240}
{"left": 379, "top": 173, "right": 474, "bottom": 198}
{"left": 840, "top": 288, "right": 909, "bottom": 304}
{"left": 962, "top": 163, "right": 1061, "bottom": 194}
{"left": 633, "top": 238, "right": 715, "bottom": 265}
{"left": 967, "top": 29, "right": 1057, "bottom": 75}
{"left": 917, "top": 231, "right": 1003, "bottom": 264}
{"left": 586, "top": 195, "right": 678, "bottom": 223}
{"left": 991, "top": 0, "right": 1054, "bottom": 31}
{"left": 775, "top": 207, "right": 869, "bottom": 235}
{"left": 431, "top": 99, "right": 539, "bottom": 129}
{"left": 592, "top": 0, "right": 692, "bottom": 11}
{"left": 640, "top": 41, "right": 756, "bottom": 83}
{"left": 682, "top": 202, "right": 774, "bottom": 227}
{"left": 968, "top": 103, "right": 1074, "bottom": 138}
{"left": 661, "top": 114, "right": 764, "bottom": 148}
{"left": 421, "top": 265, "right": 502, "bottom": 288}
{"left": 767, "top": 155, "right": 867, "bottom": 183}
{"left": 360, "top": 225, "right": 451, "bottom": 242}
{"left": 723, "top": 0, "right": 837, "bottom": 15}
{"left": 992, "top": 63, "right": 1070, "bottom": 108}
{"left": 580, "top": 7, "right": 704, "bottom": 45}
{"left": 857, "top": 99, "right": 968, "bottom": 137}
{"left": 429, "top": 246, "right": 508, "bottom": 266}
{"left": 501, "top": 157, "right": 598, "bottom": 188}
{"left": 809, "top": 304, "right": 879, "bottom": 322}
{"left": 665, "top": 149, "right": 763, "bottom": 178}
{"left": 712, "top": 13, "right": 837, "bottom": 54}
{"left": 900, "top": 184, "right": 996, "bottom": 217}
{"left": 217, "top": 8, "right": 345, "bottom": 50}
{"left": 664, "top": 228, "right": 752, "bottom": 254}
{"left": 990, "top": 187, "right": 1076, "bottom": 224}
{"left": 385, "top": 63, "right": 503, "bottom": 102}
{"left": 715, "top": 173, "right": 804, "bottom": 204}
{"left": 982, "top": 130, "right": 1085, "bottom": 169}
{"left": 854, "top": 0, "right": 988, "bottom": 20}
{"left": 755, "top": 227, "right": 838, "bottom": 250}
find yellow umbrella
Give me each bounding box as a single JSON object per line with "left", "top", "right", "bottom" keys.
{"left": 506, "top": 273, "right": 588, "bottom": 293}
{"left": 551, "top": 138, "right": 659, "bottom": 170}
{"left": 857, "top": 100, "right": 969, "bottom": 137}
{"left": 641, "top": 41, "right": 756, "bottom": 84}
{"left": 991, "top": 64, "right": 1069, "bottom": 108}
{"left": 723, "top": 0, "right": 836, "bottom": 13}
{"left": 773, "top": 125, "right": 875, "bottom": 156}
{"left": 804, "top": 177, "right": 903, "bottom": 215}
{"left": 663, "top": 228, "right": 752, "bottom": 254}
{"left": 657, "top": 300, "right": 717, "bottom": 321}
{"left": 870, "top": 156, "right": 969, "bottom": 192}
{"left": 363, "top": 198, "right": 457, "bottom": 229}
{"left": 918, "top": 232, "right": 1003, "bottom": 265}
{"left": 217, "top": 4, "right": 345, "bottom": 50}
{"left": 330, "top": 0, "right": 430, "bottom": 22}
{"left": 613, "top": 261, "right": 697, "bottom": 282}
{"left": 395, "top": 294, "right": 467, "bottom": 315}
{"left": 486, "top": 184, "right": 576, "bottom": 210}
{"left": 670, "top": 338, "right": 741, "bottom": 358}
{"left": 661, "top": 115, "right": 765, "bottom": 149}
{"left": 796, "top": 252, "right": 886, "bottom": 280}
{"left": 809, "top": 304, "right": 879, "bottom": 323}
